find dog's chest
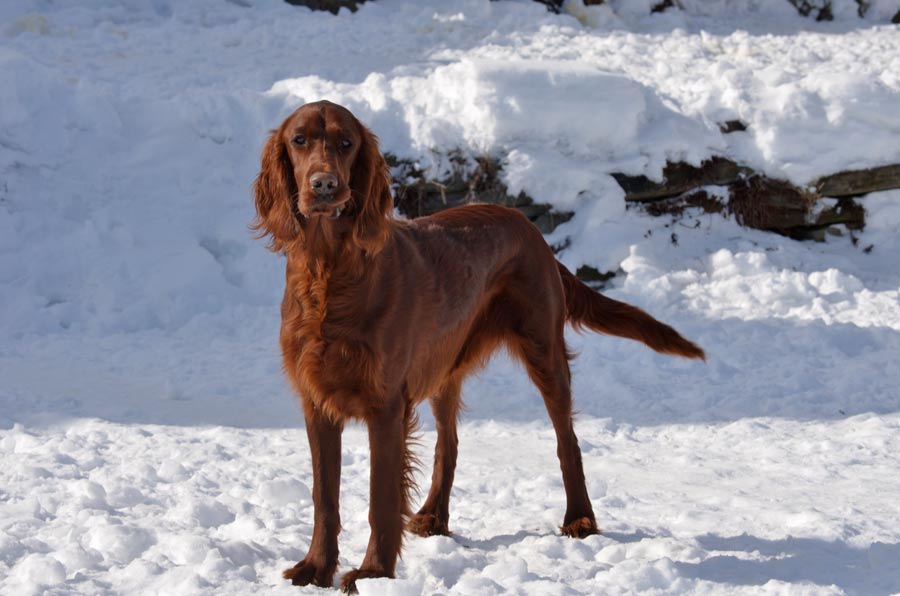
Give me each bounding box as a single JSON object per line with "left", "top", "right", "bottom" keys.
{"left": 281, "top": 280, "right": 384, "bottom": 416}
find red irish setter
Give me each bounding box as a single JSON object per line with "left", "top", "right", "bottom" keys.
{"left": 253, "top": 101, "right": 705, "bottom": 592}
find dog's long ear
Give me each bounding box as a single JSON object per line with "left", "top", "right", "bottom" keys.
{"left": 349, "top": 122, "right": 392, "bottom": 256}
{"left": 251, "top": 127, "right": 302, "bottom": 252}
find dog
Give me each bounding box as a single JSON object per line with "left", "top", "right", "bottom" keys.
{"left": 252, "top": 100, "right": 705, "bottom": 592}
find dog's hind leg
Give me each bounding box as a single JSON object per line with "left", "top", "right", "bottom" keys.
{"left": 510, "top": 319, "right": 599, "bottom": 539}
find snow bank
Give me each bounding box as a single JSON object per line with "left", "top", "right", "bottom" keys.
{"left": 273, "top": 57, "right": 718, "bottom": 201}
{"left": 623, "top": 247, "right": 900, "bottom": 330}
{"left": 265, "top": 4, "right": 900, "bottom": 270}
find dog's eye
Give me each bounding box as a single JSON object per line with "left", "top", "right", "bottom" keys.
{"left": 341, "top": 139, "right": 353, "bottom": 149}
{"left": 292, "top": 135, "right": 306, "bottom": 146}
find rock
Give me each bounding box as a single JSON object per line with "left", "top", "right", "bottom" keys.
{"left": 810, "top": 198, "right": 864, "bottom": 230}
{"left": 574, "top": 265, "right": 618, "bottom": 288}
{"left": 390, "top": 153, "right": 573, "bottom": 234}
{"left": 390, "top": 147, "right": 884, "bottom": 248}
{"left": 615, "top": 157, "right": 751, "bottom": 202}
{"left": 283, "top": 0, "right": 367, "bottom": 14}
{"left": 718, "top": 120, "right": 748, "bottom": 134}
{"left": 621, "top": 158, "right": 877, "bottom": 240}
{"left": 727, "top": 176, "right": 813, "bottom": 232}
{"left": 724, "top": 177, "right": 863, "bottom": 240}
{"left": 641, "top": 189, "right": 727, "bottom": 218}
{"left": 814, "top": 164, "right": 900, "bottom": 198}
{"left": 787, "top": 0, "right": 834, "bottom": 21}
{"left": 651, "top": 0, "right": 677, "bottom": 13}
{"left": 528, "top": 0, "right": 564, "bottom": 12}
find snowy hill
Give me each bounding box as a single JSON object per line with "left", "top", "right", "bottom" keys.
{"left": 2, "top": 1, "right": 900, "bottom": 594}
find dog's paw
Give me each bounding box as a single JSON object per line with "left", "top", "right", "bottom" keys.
{"left": 406, "top": 512, "right": 451, "bottom": 537}
{"left": 339, "top": 567, "right": 392, "bottom": 594}
{"left": 282, "top": 558, "right": 336, "bottom": 588}
{"left": 560, "top": 516, "right": 600, "bottom": 538}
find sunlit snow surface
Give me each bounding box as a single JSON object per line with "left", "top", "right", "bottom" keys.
{"left": 2, "top": 1, "right": 900, "bottom": 594}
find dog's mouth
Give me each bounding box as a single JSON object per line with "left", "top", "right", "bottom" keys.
{"left": 300, "top": 193, "right": 350, "bottom": 220}
{"left": 305, "top": 204, "right": 345, "bottom": 219}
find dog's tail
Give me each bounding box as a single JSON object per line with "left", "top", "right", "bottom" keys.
{"left": 557, "top": 262, "right": 706, "bottom": 360}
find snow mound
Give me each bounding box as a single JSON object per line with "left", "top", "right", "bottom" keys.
{"left": 623, "top": 247, "right": 900, "bottom": 330}
{"left": 272, "top": 57, "right": 719, "bottom": 205}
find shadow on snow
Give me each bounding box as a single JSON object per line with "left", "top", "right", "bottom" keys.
{"left": 675, "top": 534, "right": 900, "bottom": 596}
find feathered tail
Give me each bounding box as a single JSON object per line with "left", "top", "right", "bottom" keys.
{"left": 557, "top": 262, "right": 706, "bottom": 360}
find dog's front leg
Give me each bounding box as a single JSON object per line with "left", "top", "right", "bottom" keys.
{"left": 283, "top": 401, "right": 343, "bottom": 588}
{"left": 340, "top": 397, "right": 411, "bottom": 593}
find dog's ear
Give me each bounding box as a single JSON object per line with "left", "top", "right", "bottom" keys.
{"left": 349, "top": 122, "right": 392, "bottom": 256}
{"left": 251, "top": 126, "right": 302, "bottom": 252}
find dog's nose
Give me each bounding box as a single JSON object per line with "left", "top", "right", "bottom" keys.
{"left": 310, "top": 172, "right": 338, "bottom": 196}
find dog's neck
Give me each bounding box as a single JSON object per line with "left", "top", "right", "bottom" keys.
{"left": 284, "top": 216, "right": 375, "bottom": 334}
{"left": 290, "top": 215, "right": 366, "bottom": 280}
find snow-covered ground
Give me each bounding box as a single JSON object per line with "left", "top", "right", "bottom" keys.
{"left": 2, "top": 1, "right": 900, "bottom": 594}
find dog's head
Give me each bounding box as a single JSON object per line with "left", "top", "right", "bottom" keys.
{"left": 252, "top": 101, "right": 392, "bottom": 254}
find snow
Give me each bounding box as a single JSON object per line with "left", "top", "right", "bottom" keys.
{"left": 4, "top": 417, "right": 900, "bottom": 594}
{"left": 2, "top": 0, "right": 900, "bottom": 594}
{"left": 623, "top": 247, "right": 900, "bottom": 331}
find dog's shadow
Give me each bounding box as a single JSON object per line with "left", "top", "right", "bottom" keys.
{"left": 452, "top": 529, "right": 543, "bottom": 551}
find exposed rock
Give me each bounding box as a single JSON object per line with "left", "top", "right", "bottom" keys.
{"left": 614, "top": 157, "right": 751, "bottom": 202}
{"left": 812, "top": 198, "right": 865, "bottom": 230}
{"left": 641, "top": 189, "right": 727, "bottom": 218}
{"left": 388, "top": 153, "right": 573, "bottom": 235}
{"left": 388, "top": 148, "right": 889, "bottom": 254}
{"left": 651, "top": 0, "right": 677, "bottom": 14}
{"left": 528, "top": 0, "right": 605, "bottom": 13}
{"left": 814, "top": 164, "right": 900, "bottom": 198}
{"left": 528, "top": 0, "right": 565, "bottom": 13}
{"left": 787, "top": 0, "right": 834, "bottom": 21}
{"left": 283, "top": 0, "right": 367, "bottom": 14}
{"left": 719, "top": 120, "right": 748, "bottom": 134}
{"left": 727, "top": 176, "right": 815, "bottom": 233}
{"left": 633, "top": 174, "right": 864, "bottom": 241}
{"left": 574, "top": 265, "right": 618, "bottom": 289}
{"left": 529, "top": 0, "right": 884, "bottom": 20}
